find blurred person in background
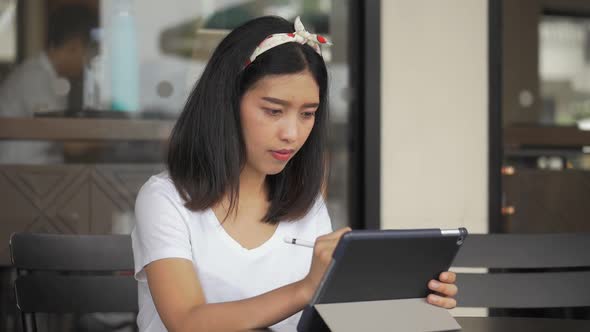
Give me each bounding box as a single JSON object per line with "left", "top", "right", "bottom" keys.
{"left": 0, "top": 4, "right": 96, "bottom": 163}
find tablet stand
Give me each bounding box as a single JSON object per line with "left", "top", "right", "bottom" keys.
{"left": 298, "top": 298, "right": 461, "bottom": 332}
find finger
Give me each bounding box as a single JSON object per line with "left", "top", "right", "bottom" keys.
{"left": 323, "top": 227, "right": 352, "bottom": 240}
{"left": 429, "top": 280, "right": 458, "bottom": 297}
{"left": 439, "top": 271, "right": 456, "bottom": 284}
{"left": 427, "top": 294, "right": 457, "bottom": 309}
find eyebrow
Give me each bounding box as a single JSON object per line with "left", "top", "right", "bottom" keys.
{"left": 261, "top": 96, "right": 319, "bottom": 108}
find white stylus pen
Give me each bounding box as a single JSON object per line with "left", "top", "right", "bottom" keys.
{"left": 284, "top": 236, "right": 314, "bottom": 248}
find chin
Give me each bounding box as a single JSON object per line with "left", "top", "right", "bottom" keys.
{"left": 263, "top": 163, "right": 288, "bottom": 175}
{"left": 266, "top": 167, "right": 286, "bottom": 175}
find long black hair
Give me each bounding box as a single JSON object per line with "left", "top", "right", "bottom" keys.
{"left": 167, "top": 16, "right": 329, "bottom": 223}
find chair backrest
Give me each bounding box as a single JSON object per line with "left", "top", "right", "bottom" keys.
{"left": 10, "top": 233, "right": 138, "bottom": 314}
{"left": 451, "top": 233, "right": 590, "bottom": 308}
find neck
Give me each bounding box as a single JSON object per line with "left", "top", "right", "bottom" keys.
{"left": 216, "top": 164, "right": 268, "bottom": 222}
{"left": 238, "top": 164, "right": 267, "bottom": 202}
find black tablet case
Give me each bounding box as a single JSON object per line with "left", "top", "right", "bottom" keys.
{"left": 297, "top": 228, "right": 467, "bottom": 331}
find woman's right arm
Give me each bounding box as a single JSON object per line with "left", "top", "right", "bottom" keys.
{"left": 145, "top": 227, "right": 351, "bottom": 332}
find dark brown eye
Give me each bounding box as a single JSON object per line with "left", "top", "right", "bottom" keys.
{"left": 264, "top": 108, "right": 282, "bottom": 116}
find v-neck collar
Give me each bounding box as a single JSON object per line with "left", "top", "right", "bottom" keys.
{"left": 206, "top": 208, "right": 284, "bottom": 255}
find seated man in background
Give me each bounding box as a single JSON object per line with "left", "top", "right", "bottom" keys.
{"left": 0, "top": 4, "right": 96, "bottom": 164}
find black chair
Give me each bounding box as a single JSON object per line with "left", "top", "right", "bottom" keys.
{"left": 452, "top": 233, "right": 590, "bottom": 317}
{"left": 9, "top": 233, "right": 138, "bottom": 332}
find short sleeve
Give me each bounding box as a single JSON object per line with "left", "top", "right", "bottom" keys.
{"left": 315, "top": 196, "right": 333, "bottom": 236}
{"left": 131, "top": 179, "right": 193, "bottom": 281}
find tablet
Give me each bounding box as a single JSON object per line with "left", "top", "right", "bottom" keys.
{"left": 297, "top": 228, "right": 467, "bottom": 330}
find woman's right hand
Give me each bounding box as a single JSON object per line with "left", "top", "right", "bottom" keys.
{"left": 300, "top": 227, "right": 352, "bottom": 302}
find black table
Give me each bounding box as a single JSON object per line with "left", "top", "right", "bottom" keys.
{"left": 456, "top": 317, "right": 590, "bottom": 332}
{"left": 261, "top": 317, "right": 590, "bottom": 331}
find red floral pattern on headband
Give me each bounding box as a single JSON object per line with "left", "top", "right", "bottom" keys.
{"left": 246, "top": 16, "right": 332, "bottom": 67}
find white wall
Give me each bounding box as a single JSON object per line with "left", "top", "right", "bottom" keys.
{"left": 380, "top": 0, "right": 488, "bottom": 234}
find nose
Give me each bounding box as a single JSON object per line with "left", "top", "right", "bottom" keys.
{"left": 278, "top": 115, "right": 298, "bottom": 143}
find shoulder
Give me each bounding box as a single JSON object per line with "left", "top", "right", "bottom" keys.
{"left": 4, "top": 56, "right": 46, "bottom": 82}
{"left": 0, "top": 56, "right": 50, "bottom": 100}
{"left": 135, "top": 172, "right": 186, "bottom": 214}
{"left": 138, "top": 171, "right": 179, "bottom": 198}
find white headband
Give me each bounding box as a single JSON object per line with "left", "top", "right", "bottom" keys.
{"left": 245, "top": 16, "right": 332, "bottom": 67}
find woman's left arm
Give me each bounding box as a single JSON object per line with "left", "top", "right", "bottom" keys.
{"left": 427, "top": 271, "right": 458, "bottom": 309}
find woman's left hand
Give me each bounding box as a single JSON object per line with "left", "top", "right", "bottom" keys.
{"left": 426, "top": 271, "right": 458, "bottom": 309}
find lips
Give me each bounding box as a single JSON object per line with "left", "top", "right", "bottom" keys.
{"left": 270, "top": 149, "right": 295, "bottom": 161}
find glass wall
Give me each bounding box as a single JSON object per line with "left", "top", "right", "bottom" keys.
{"left": 0, "top": 1, "right": 354, "bottom": 330}
{"left": 540, "top": 16, "right": 590, "bottom": 129}
{"left": 0, "top": 0, "right": 351, "bottom": 236}
{"left": 0, "top": 2, "right": 353, "bottom": 242}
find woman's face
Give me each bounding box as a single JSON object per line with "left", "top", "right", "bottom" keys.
{"left": 240, "top": 70, "right": 320, "bottom": 177}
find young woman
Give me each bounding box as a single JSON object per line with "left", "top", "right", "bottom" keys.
{"left": 131, "top": 16, "right": 458, "bottom": 332}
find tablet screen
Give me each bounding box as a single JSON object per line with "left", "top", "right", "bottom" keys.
{"left": 312, "top": 228, "right": 467, "bottom": 304}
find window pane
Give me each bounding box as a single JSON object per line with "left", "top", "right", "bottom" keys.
{"left": 0, "top": 0, "right": 17, "bottom": 63}
{"left": 540, "top": 15, "right": 590, "bottom": 128}
{"left": 0, "top": 0, "right": 351, "bottom": 228}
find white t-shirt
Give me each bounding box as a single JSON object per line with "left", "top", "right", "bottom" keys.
{"left": 131, "top": 172, "right": 333, "bottom": 332}
{"left": 0, "top": 52, "right": 66, "bottom": 164}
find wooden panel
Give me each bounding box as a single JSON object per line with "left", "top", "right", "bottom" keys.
{"left": 541, "top": 0, "right": 590, "bottom": 13}
{"left": 0, "top": 118, "right": 174, "bottom": 141}
{"left": 0, "top": 164, "right": 164, "bottom": 265}
{"left": 502, "top": 169, "right": 590, "bottom": 233}
{"left": 504, "top": 126, "right": 590, "bottom": 147}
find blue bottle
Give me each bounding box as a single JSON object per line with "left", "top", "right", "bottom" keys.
{"left": 110, "top": 0, "right": 139, "bottom": 112}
